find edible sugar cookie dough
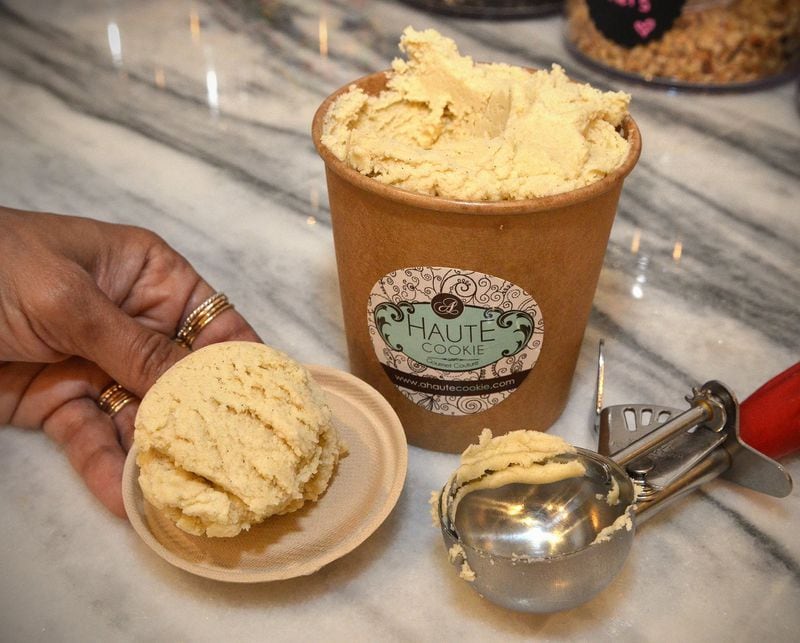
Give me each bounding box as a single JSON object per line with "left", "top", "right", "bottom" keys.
{"left": 134, "top": 342, "right": 345, "bottom": 537}
{"left": 321, "top": 27, "right": 631, "bottom": 200}
{"left": 442, "top": 429, "right": 586, "bottom": 526}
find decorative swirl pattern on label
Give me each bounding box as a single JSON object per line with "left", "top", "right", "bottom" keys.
{"left": 367, "top": 266, "right": 544, "bottom": 416}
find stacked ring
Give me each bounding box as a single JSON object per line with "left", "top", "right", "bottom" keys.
{"left": 97, "top": 383, "right": 137, "bottom": 417}
{"left": 174, "top": 292, "right": 233, "bottom": 349}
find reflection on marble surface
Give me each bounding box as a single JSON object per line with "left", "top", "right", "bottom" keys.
{"left": 0, "top": 0, "right": 798, "bottom": 640}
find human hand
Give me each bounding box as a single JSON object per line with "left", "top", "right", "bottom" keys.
{"left": 0, "top": 207, "right": 261, "bottom": 516}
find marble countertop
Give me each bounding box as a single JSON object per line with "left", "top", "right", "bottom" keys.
{"left": 1, "top": 1, "right": 798, "bottom": 640}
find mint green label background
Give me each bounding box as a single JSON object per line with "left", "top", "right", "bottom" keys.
{"left": 374, "top": 302, "right": 534, "bottom": 372}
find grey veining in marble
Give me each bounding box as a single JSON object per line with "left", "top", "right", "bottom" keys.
{"left": 1, "top": 1, "right": 798, "bottom": 641}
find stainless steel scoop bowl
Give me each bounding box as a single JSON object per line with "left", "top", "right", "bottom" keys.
{"left": 437, "top": 380, "right": 793, "bottom": 613}
{"left": 438, "top": 449, "right": 636, "bottom": 613}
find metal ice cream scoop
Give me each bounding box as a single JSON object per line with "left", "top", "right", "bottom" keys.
{"left": 436, "top": 361, "right": 797, "bottom": 613}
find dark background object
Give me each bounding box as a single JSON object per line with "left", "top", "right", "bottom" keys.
{"left": 585, "top": 0, "right": 686, "bottom": 48}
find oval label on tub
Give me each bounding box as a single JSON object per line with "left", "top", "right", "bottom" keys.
{"left": 367, "top": 266, "right": 544, "bottom": 416}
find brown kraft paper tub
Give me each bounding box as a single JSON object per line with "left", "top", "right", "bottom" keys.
{"left": 312, "top": 70, "right": 641, "bottom": 453}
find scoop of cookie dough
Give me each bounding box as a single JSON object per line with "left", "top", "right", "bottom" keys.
{"left": 134, "top": 341, "right": 343, "bottom": 537}
{"left": 444, "top": 429, "right": 586, "bottom": 527}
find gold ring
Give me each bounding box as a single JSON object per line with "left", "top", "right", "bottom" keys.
{"left": 175, "top": 292, "right": 234, "bottom": 349}
{"left": 97, "top": 383, "right": 137, "bottom": 417}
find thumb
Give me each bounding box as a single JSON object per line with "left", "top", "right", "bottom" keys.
{"left": 51, "top": 276, "right": 189, "bottom": 398}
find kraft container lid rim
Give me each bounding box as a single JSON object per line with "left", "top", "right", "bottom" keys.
{"left": 311, "top": 70, "right": 642, "bottom": 216}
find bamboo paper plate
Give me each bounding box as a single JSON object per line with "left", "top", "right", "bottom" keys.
{"left": 122, "top": 365, "right": 407, "bottom": 582}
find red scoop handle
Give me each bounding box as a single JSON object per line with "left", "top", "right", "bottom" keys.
{"left": 739, "top": 362, "right": 800, "bottom": 460}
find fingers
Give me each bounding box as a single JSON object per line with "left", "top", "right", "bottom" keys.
{"left": 20, "top": 221, "right": 260, "bottom": 398}
{"left": 177, "top": 281, "right": 262, "bottom": 350}
{"left": 109, "top": 230, "right": 261, "bottom": 348}
{"left": 49, "top": 271, "right": 190, "bottom": 398}
{"left": 8, "top": 357, "right": 137, "bottom": 518}
{"left": 97, "top": 320, "right": 188, "bottom": 399}
{"left": 43, "top": 396, "right": 127, "bottom": 518}
{"left": 0, "top": 362, "right": 47, "bottom": 425}
{"left": 7, "top": 358, "right": 137, "bottom": 453}
{"left": 8, "top": 358, "right": 110, "bottom": 429}
{"left": 77, "top": 247, "right": 260, "bottom": 394}
{"left": 101, "top": 231, "right": 260, "bottom": 363}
